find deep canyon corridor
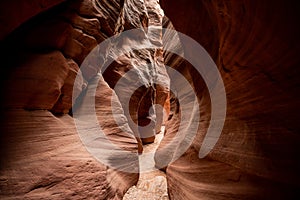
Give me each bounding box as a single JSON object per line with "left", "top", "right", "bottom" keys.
{"left": 0, "top": 0, "right": 300, "bottom": 199}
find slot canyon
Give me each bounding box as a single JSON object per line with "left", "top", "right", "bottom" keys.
{"left": 0, "top": 0, "right": 299, "bottom": 199}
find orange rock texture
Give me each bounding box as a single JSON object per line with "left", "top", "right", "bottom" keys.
{"left": 1, "top": 0, "right": 170, "bottom": 199}
{"left": 1, "top": 0, "right": 141, "bottom": 199}
{"left": 157, "top": 0, "right": 300, "bottom": 199}
{"left": 0, "top": 0, "right": 300, "bottom": 199}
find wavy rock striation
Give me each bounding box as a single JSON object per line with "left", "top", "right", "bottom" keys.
{"left": 103, "top": 0, "right": 170, "bottom": 148}
{"left": 157, "top": 0, "right": 300, "bottom": 199}
{"left": 1, "top": 0, "right": 300, "bottom": 199}
{"left": 0, "top": 0, "right": 147, "bottom": 199}
{"left": 1, "top": 0, "right": 171, "bottom": 198}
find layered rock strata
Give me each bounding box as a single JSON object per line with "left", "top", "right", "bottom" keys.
{"left": 156, "top": 0, "right": 300, "bottom": 199}
{"left": 0, "top": 0, "right": 167, "bottom": 198}
{"left": 1, "top": 0, "right": 171, "bottom": 198}
{"left": 1, "top": 0, "right": 300, "bottom": 199}
{"left": 103, "top": 0, "right": 170, "bottom": 147}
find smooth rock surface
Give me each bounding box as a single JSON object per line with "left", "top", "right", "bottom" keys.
{"left": 0, "top": 109, "right": 138, "bottom": 200}
{"left": 0, "top": 0, "right": 66, "bottom": 40}
{"left": 51, "top": 59, "right": 87, "bottom": 114}
{"left": 167, "top": 148, "right": 298, "bottom": 200}
{"left": 1, "top": 0, "right": 300, "bottom": 199}
{"left": 0, "top": 0, "right": 140, "bottom": 199}
{"left": 3, "top": 51, "right": 69, "bottom": 110}
{"left": 157, "top": 0, "right": 300, "bottom": 199}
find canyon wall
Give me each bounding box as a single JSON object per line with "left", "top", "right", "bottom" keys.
{"left": 1, "top": 0, "right": 171, "bottom": 198}
{"left": 0, "top": 0, "right": 167, "bottom": 198}
{"left": 1, "top": 0, "right": 300, "bottom": 199}
{"left": 158, "top": 0, "right": 300, "bottom": 199}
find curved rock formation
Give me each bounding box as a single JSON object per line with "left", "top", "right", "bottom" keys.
{"left": 0, "top": 0, "right": 140, "bottom": 199}
{"left": 0, "top": 109, "right": 137, "bottom": 199}
{"left": 0, "top": 0, "right": 170, "bottom": 198}
{"left": 1, "top": 0, "right": 300, "bottom": 199}
{"left": 103, "top": 0, "right": 170, "bottom": 146}
{"left": 156, "top": 0, "right": 300, "bottom": 199}
{"left": 0, "top": 0, "right": 66, "bottom": 40}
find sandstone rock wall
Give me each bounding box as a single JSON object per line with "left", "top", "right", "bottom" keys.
{"left": 1, "top": 0, "right": 171, "bottom": 198}
{"left": 1, "top": 0, "right": 300, "bottom": 199}
{"left": 102, "top": 0, "right": 170, "bottom": 147}
{"left": 0, "top": 109, "right": 138, "bottom": 199}
{"left": 0, "top": 0, "right": 140, "bottom": 199}
{"left": 158, "top": 0, "right": 300, "bottom": 199}
{"left": 0, "top": 0, "right": 66, "bottom": 40}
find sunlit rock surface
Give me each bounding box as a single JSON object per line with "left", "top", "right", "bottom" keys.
{"left": 0, "top": 0, "right": 143, "bottom": 199}
{"left": 1, "top": 0, "right": 300, "bottom": 199}
{"left": 0, "top": 110, "right": 137, "bottom": 199}
{"left": 103, "top": 0, "right": 170, "bottom": 147}
{"left": 123, "top": 130, "right": 169, "bottom": 200}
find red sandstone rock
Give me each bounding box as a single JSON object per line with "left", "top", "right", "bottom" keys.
{"left": 167, "top": 148, "right": 298, "bottom": 200}
{"left": 103, "top": 0, "right": 170, "bottom": 147}
{"left": 24, "top": 20, "right": 71, "bottom": 50}
{"left": 3, "top": 51, "right": 69, "bottom": 110}
{"left": 157, "top": 0, "right": 300, "bottom": 199}
{"left": 1, "top": 0, "right": 300, "bottom": 199}
{"left": 63, "top": 27, "right": 98, "bottom": 65}
{"left": 0, "top": 109, "right": 138, "bottom": 199}
{"left": 0, "top": 0, "right": 65, "bottom": 40}
{"left": 61, "top": 11, "right": 103, "bottom": 42}
{"left": 51, "top": 59, "right": 87, "bottom": 114}
{"left": 0, "top": 0, "right": 140, "bottom": 199}
{"left": 69, "top": 0, "right": 118, "bottom": 36}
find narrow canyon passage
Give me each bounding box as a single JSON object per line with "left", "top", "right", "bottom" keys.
{"left": 1, "top": 0, "right": 300, "bottom": 200}
{"left": 123, "top": 127, "right": 169, "bottom": 200}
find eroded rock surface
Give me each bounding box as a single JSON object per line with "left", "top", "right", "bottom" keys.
{"left": 123, "top": 130, "right": 169, "bottom": 200}
{"left": 0, "top": 0, "right": 144, "bottom": 199}
{"left": 0, "top": 0, "right": 66, "bottom": 40}
{"left": 103, "top": 0, "right": 170, "bottom": 147}
{"left": 1, "top": 0, "right": 300, "bottom": 199}
{"left": 0, "top": 110, "right": 137, "bottom": 200}
{"left": 156, "top": 0, "right": 300, "bottom": 199}
{"left": 0, "top": 0, "right": 172, "bottom": 199}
